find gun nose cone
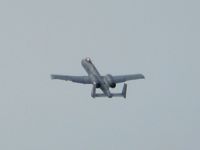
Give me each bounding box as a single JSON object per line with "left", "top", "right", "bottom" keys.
{"left": 85, "top": 57, "right": 91, "bottom": 62}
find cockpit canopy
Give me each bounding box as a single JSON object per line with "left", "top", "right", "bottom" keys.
{"left": 85, "top": 57, "right": 92, "bottom": 63}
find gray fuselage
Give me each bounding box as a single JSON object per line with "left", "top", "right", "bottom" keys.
{"left": 81, "top": 58, "right": 112, "bottom": 98}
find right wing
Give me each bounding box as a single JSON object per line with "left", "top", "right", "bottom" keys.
{"left": 51, "top": 74, "right": 92, "bottom": 84}
{"left": 112, "top": 74, "right": 145, "bottom": 83}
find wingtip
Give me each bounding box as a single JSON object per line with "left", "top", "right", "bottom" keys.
{"left": 50, "top": 74, "right": 55, "bottom": 80}
{"left": 138, "top": 74, "right": 145, "bottom": 79}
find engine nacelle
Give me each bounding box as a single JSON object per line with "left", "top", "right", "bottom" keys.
{"left": 104, "top": 74, "right": 116, "bottom": 88}
{"left": 96, "top": 83, "right": 101, "bottom": 88}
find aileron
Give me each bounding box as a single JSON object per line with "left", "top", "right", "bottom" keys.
{"left": 51, "top": 74, "right": 91, "bottom": 84}
{"left": 112, "top": 74, "right": 145, "bottom": 83}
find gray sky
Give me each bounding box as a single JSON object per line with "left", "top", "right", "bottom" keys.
{"left": 0, "top": 0, "right": 199, "bottom": 150}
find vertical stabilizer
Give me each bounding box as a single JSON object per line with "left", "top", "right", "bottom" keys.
{"left": 122, "top": 83, "right": 127, "bottom": 98}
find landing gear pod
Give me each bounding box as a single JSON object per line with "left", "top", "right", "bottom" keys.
{"left": 91, "top": 84, "right": 96, "bottom": 98}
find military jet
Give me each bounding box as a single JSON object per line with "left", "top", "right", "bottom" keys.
{"left": 51, "top": 57, "right": 144, "bottom": 98}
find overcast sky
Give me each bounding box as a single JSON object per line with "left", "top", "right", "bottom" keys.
{"left": 0, "top": 0, "right": 199, "bottom": 150}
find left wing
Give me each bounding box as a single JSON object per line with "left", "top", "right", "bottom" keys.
{"left": 51, "top": 74, "right": 92, "bottom": 84}
{"left": 112, "top": 74, "right": 145, "bottom": 83}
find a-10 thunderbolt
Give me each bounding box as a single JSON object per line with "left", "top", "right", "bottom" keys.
{"left": 51, "top": 57, "right": 144, "bottom": 98}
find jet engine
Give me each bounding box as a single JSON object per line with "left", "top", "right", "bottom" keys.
{"left": 95, "top": 83, "right": 101, "bottom": 88}
{"left": 104, "top": 74, "right": 116, "bottom": 88}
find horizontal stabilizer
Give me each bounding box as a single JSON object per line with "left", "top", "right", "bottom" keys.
{"left": 95, "top": 93, "right": 108, "bottom": 97}
{"left": 91, "top": 83, "right": 127, "bottom": 98}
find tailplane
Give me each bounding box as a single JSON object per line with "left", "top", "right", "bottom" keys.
{"left": 91, "top": 83, "right": 127, "bottom": 98}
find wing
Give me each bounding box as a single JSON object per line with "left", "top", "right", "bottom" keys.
{"left": 51, "top": 74, "right": 92, "bottom": 84}
{"left": 112, "top": 74, "right": 145, "bottom": 83}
